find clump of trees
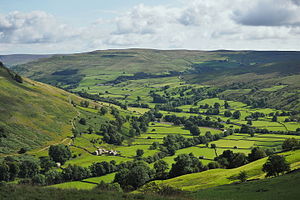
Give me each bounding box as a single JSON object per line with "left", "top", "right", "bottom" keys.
{"left": 169, "top": 153, "right": 205, "bottom": 178}
{"left": 214, "top": 150, "right": 248, "bottom": 169}
{"left": 99, "top": 109, "right": 158, "bottom": 145}
{"left": 0, "top": 158, "right": 38, "bottom": 182}
{"left": 49, "top": 144, "right": 71, "bottom": 165}
{"left": 282, "top": 138, "right": 299, "bottom": 151}
{"left": 262, "top": 155, "right": 290, "bottom": 177}
{"left": 164, "top": 115, "right": 224, "bottom": 129}
{"left": 248, "top": 147, "right": 267, "bottom": 162}
{"left": 215, "top": 147, "right": 269, "bottom": 169}
{"left": 114, "top": 161, "right": 155, "bottom": 191}
{"left": 80, "top": 100, "right": 89, "bottom": 108}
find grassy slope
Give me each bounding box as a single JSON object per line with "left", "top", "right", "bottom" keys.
{"left": 0, "top": 54, "right": 52, "bottom": 66}
{"left": 0, "top": 185, "right": 182, "bottom": 200}
{"left": 0, "top": 64, "right": 84, "bottom": 154}
{"left": 189, "top": 169, "right": 300, "bottom": 200}
{"left": 149, "top": 149, "right": 300, "bottom": 191}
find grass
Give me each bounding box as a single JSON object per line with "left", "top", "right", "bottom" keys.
{"left": 260, "top": 85, "right": 287, "bottom": 92}
{"left": 0, "top": 65, "right": 83, "bottom": 154}
{"left": 189, "top": 169, "right": 300, "bottom": 200}
{"left": 48, "top": 181, "right": 97, "bottom": 190}
{"left": 151, "top": 149, "right": 300, "bottom": 191}
{"left": 50, "top": 173, "right": 116, "bottom": 190}
{"left": 0, "top": 185, "right": 179, "bottom": 200}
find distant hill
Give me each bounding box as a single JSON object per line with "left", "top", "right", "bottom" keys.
{"left": 12, "top": 49, "right": 300, "bottom": 110}
{"left": 0, "top": 54, "right": 53, "bottom": 66}
{"left": 0, "top": 62, "right": 84, "bottom": 154}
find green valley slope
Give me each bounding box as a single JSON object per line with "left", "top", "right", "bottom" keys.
{"left": 146, "top": 149, "right": 300, "bottom": 191}
{"left": 0, "top": 62, "right": 84, "bottom": 154}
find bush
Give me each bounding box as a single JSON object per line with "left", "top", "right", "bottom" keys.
{"left": 32, "top": 174, "right": 46, "bottom": 186}
{"left": 18, "top": 148, "right": 28, "bottom": 154}
{"left": 207, "top": 162, "right": 220, "bottom": 169}
{"left": 140, "top": 182, "right": 183, "bottom": 196}
{"left": 237, "top": 171, "right": 248, "bottom": 182}
{"left": 96, "top": 181, "right": 123, "bottom": 192}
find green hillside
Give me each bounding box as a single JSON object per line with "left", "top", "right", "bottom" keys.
{"left": 0, "top": 62, "right": 84, "bottom": 154}
{"left": 0, "top": 54, "right": 52, "bottom": 66}
{"left": 12, "top": 49, "right": 300, "bottom": 110}
{"left": 146, "top": 149, "right": 300, "bottom": 191}
{"left": 188, "top": 168, "right": 300, "bottom": 200}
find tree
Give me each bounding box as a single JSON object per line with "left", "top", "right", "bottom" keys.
{"left": 149, "top": 142, "right": 159, "bottom": 150}
{"left": 189, "top": 125, "right": 200, "bottom": 136}
{"left": 62, "top": 165, "right": 91, "bottom": 181}
{"left": 87, "top": 127, "right": 94, "bottom": 134}
{"left": 114, "top": 161, "right": 154, "bottom": 190}
{"left": 262, "top": 155, "right": 290, "bottom": 177}
{"left": 96, "top": 181, "right": 123, "bottom": 192}
{"left": 237, "top": 171, "right": 248, "bottom": 182}
{"left": 49, "top": 144, "right": 71, "bottom": 165}
{"left": 45, "top": 170, "right": 62, "bottom": 185}
{"left": 224, "top": 101, "right": 230, "bottom": 109}
{"left": 214, "top": 103, "right": 220, "bottom": 109}
{"left": 19, "top": 160, "right": 39, "bottom": 178}
{"left": 0, "top": 163, "right": 10, "bottom": 181}
{"left": 215, "top": 150, "right": 247, "bottom": 169}
{"left": 282, "top": 138, "right": 299, "bottom": 151}
{"left": 230, "top": 153, "right": 247, "bottom": 168}
{"left": 211, "top": 144, "right": 218, "bottom": 157}
{"left": 14, "top": 74, "right": 23, "bottom": 83}
{"left": 80, "top": 100, "right": 89, "bottom": 108}
{"left": 0, "top": 127, "right": 7, "bottom": 138}
{"left": 232, "top": 111, "right": 241, "bottom": 119}
{"left": 6, "top": 162, "right": 20, "bottom": 181}
{"left": 32, "top": 174, "right": 46, "bottom": 186}
{"left": 248, "top": 147, "right": 266, "bottom": 162}
{"left": 224, "top": 110, "right": 232, "bottom": 117}
{"left": 207, "top": 162, "right": 220, "bottom": 169}
{"left": 99, "top": 107, "right": 108, "bottom": 115}
{"left": 169, "top": 154, "right": 203, "bottom": 178}
{"left": 40, "top": 156, "right": 56, "bottom": 172}
{"left": 18, "top": 147, "right": 28, "bottom": 154}
{"left": 136, "top": 149, "right": 144, "bottom": 158}
{"left": 154, "top": 160, "right": 169, "bottom": 179}
{"left": 79, "top": 118, "right": 86, "bottom": 125}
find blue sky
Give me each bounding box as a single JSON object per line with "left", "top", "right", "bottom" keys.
{"left": 1, "top": 0, "right": 300, "bottom": 54}
{"left": 0, "top": 0, "right": 177, "bottom": 26}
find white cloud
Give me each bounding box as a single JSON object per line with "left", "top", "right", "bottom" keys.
{"left": 0, "top": 11, "right": 79, "bottom": 44}
{"left": 232, "top": 0, "right": 300, "bottom": 26}
{"left": 1, "top": 0, "right": 300, "bottom": 54}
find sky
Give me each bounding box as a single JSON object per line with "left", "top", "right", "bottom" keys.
{"left": 1, "top": 0, "right": 300, "bottom": 54}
